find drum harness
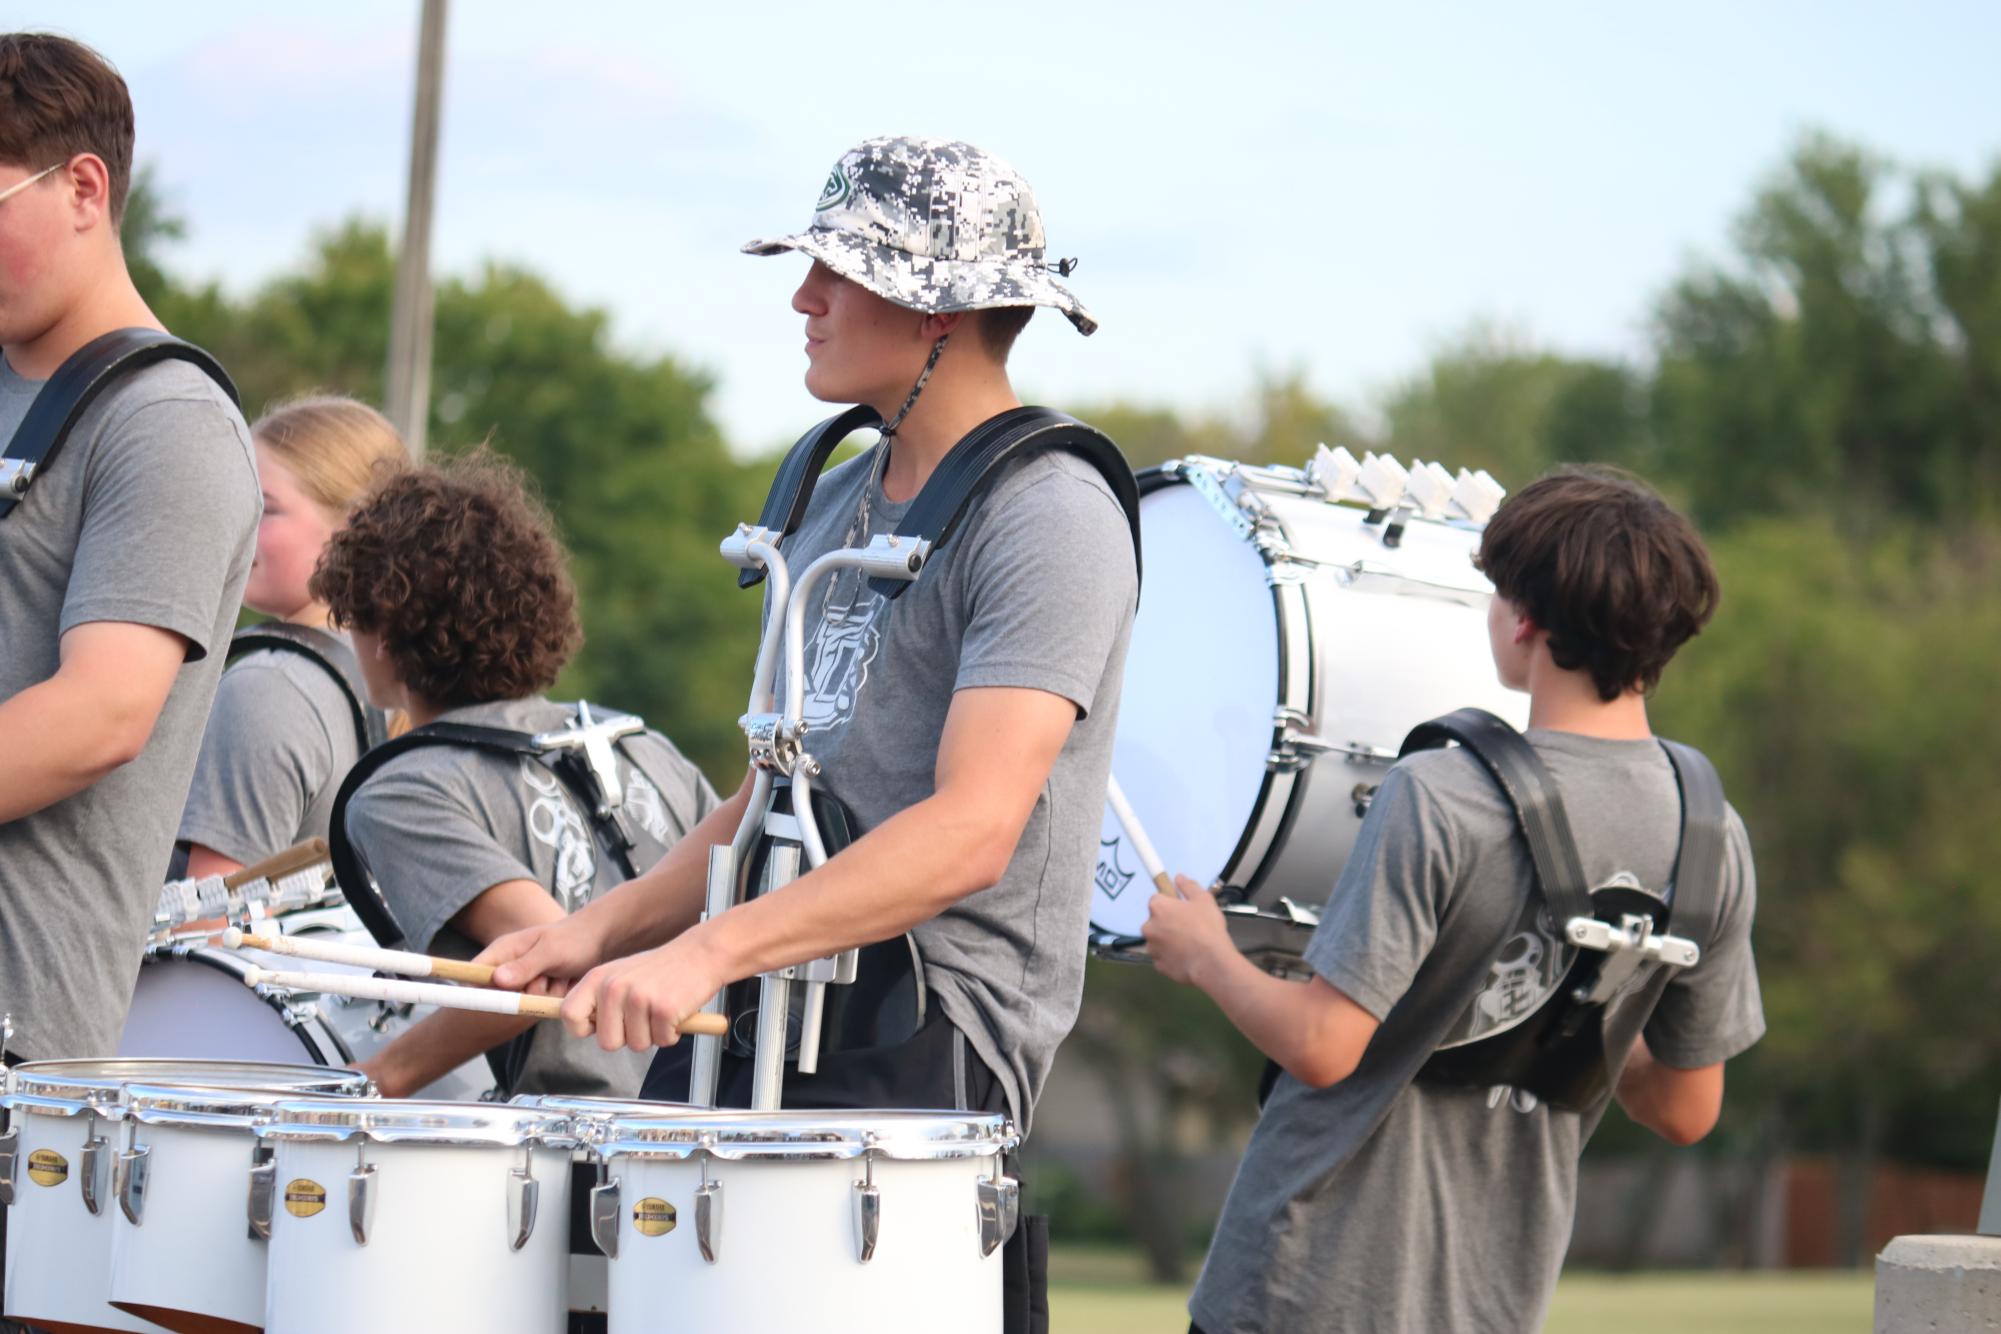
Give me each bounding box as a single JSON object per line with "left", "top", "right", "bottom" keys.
{"left": 1260, "top": 707, "right": 1727, "bottom": 1113}
{"left": 1, "top": 328, "right": 239, "bottom": 520}
{"left": 703, "top": 402, "right": 1141, "bottom": 1113}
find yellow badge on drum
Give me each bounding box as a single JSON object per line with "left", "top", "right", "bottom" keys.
{"left": 632, "top": 1197, "right": 676, "bottom": 1237}
{"left": 26, "top": 1148, "right": 68, "bottom": 1187}
{"left": 284, "top": 1178, "right": 328, "bottom": 1218}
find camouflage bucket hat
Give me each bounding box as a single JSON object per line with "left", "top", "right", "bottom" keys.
{"left": 743, "top": 136, "right": 1097, "bottom": 335}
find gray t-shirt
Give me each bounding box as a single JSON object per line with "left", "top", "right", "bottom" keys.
{"left": 342, "top": 696, "right": 719, "bottom": 1099}
{"left": 1190, "top": 730, "right": 1766, "bottom": 1334}
{"left": 0, "top": 353, "right": 259, "bottom": 1060}
{"left": 770, "top": 443, "right": 1138, "bottom": 1132}
{"left": 178, "top": 643, "right": 364, "bottom": 864}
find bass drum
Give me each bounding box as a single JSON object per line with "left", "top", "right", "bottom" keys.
{"left": 119, "top": 909, "right": 495, "bottom": 1102}
{"left": 1091, "top": 456, "right": 1528, "bottom": 972}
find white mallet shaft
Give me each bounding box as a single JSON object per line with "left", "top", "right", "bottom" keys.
{"left": 1106, "top": 774, "right": 1178, "bottom": 896}
{"left": 239, "top": 966, "right": 729, "bottom": 1036}
{"left": 223, "top": 928, "right": 494, "bottom": 985}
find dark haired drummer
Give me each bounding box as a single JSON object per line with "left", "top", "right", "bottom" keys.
{"left": 314, "top": 454, "right": 717, "bottom": 1101}
{"left": 1144, "top": 468, "right": 1766, "bottom": 1333}
{"left": 486, "top": 137, "right": 1136, "bottom": 1326}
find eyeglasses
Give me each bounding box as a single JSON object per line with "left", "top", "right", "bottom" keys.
{"left": 0, "top": 162, "right": 66, "bottom": 208}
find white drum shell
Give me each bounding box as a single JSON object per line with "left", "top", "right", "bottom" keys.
{"left": 1094, "top": 464, "right": 1530, "bottom": 942}
{"left": 107, "top": 1115, "right": 270, "bottom": 1333}
{"left": 4, "top": 1105, "right": 154, "bottom": 1332}
{"left": 603, "top": 1151, "right": 1001, "bottom": 1334}
{"left": 261, "top": 1137, "right": 572, "bottom": 1334}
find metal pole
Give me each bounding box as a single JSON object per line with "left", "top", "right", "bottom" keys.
{"left": 386, "top": 0, "right": 447, "bottom": 459}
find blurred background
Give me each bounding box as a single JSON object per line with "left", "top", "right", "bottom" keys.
{"left": 17, "top": 2, "right": 2000, "bottom": 1327}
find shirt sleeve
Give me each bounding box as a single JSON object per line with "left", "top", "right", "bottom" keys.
{"left": 61, "top": 392, "right": 258, "bottom": 662}
{"left": 1303, "top": 763, "right": 1461, "bottom": 1021}
{"left": 177, "top": 662, "right": 333, "bottom": 864}
{"left": 342, "top": 765, "right": 542, "bottom": 954}
{"left": 951, "top": 463, "right": 1138, "bottom": 717}
{"left": 1642, "top": 804, "right": 1766, "bottom": 1067}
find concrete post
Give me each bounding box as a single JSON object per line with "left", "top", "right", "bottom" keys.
{"left": 1874, "top": 1234, "right": 2001, "bottom": 1332}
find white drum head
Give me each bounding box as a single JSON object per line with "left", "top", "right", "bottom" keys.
{"left": 1092, "top": 483, "right": 1278, "bottom": 938}
{"left": 119, "top": 949, "right": 338, "bottom": 1066}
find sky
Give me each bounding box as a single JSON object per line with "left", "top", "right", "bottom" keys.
{"left": 11, "top": 1, "right": 2001, "bottom": 455}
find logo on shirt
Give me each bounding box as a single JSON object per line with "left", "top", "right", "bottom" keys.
{"left": 1095, "top": 837, "right": 1137, "bottom": 902}
{"left": 521, "top": 758, "right": 595, "bottom": 909}
{"left": 800, "top": 594, "right": 886, "bottom": 731}
{"left": 624, "top": 765, "right": 671, "bottom": 844}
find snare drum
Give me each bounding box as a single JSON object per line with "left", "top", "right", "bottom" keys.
{"left": 589, "top": 1109, "right": 1017, "bottom": 1334}
{"left": 254, "top": 1099, "right": 577, "bottom": 1334}
{"left": 1092, "top": 457, "right": 1528, "bottom": 969}
{"left": 120, "top": 925, "right": 493, "bottom": 1102}
{"left": 0, "top": 1059, "right": 368, "bottom": 1334}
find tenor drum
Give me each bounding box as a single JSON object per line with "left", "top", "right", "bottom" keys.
{"left": 1092, "top": 456, "right": 1528, "bottom": 970}
{"left": 120, "top": 922, "right": 493, "bottom": 1102}
{"left": 0, "top": 1059, "right": 367, "bottom": 1334}
{"left": 254, "top": 1099, "right": 576, "bottom": 1334}
{"left": 589, "top": 1109, "right": 1017, "bottom": 1334}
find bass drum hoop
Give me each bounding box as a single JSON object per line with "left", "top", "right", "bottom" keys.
{"left": 1133, "top": 465, "right": 1314, "bottom": 903}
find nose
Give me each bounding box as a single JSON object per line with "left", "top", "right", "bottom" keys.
{"left": 792, "top": 261, "right": 831, "bottom": 316}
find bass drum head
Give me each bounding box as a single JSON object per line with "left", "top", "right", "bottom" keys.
{"left": 1090, "top": 480, "right": 1279, "bottom": 939}
{"left": 119, "top": 947, "right": 345, "bottom": 1066}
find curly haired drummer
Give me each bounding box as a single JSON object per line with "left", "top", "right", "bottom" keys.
{"left": 484, "top": 137, "right": 1137, "bottom": 1329}
{"left": 313, "top": 453, "right": 718, "bottom": 1101}
{"left": 1145, "top": 467, "right": 1767, "bottom": 1333}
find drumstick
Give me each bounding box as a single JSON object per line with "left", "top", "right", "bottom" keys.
{"left": 240, "top": 966, "right": 730, "bottom": 1036}
{"left": 1106, "top": 774, "right": 1179, "bottom": 896}
{"left": 222, "top": 838, "right": 331, "bottom": 891}
{"left": 222, "top": 927, "right": 496, "bottom": 985}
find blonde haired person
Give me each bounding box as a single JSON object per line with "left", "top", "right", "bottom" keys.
{"left": 176, "top": 396, "right": 409, "bottom": 878}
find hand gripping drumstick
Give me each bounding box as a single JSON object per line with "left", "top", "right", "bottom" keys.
{"left": 1105, "top": 774, "right": 1180, "bottom": 897}
{"left": 238, "top": 966, "right": 730, "bottom": 1036}
{"left": 221, "top": 927, "right": 498, "bottom": 986}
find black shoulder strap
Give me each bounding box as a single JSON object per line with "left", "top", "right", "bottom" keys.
{"left": 737, "top": 404, "right": 884, "bottom": 589}
{"left": 328, "top": 719, "right": 642, "bottom": 947}
{"left": 1, "top": 328, "right": 241, "bottom": 520}
{"left": 864, "top": 405, "right": 1143, "bottom": 601}
{"left": 1659, "top": 739, "right": 1728, "bottom": 949}
{"left": 1399, "top": 708, "right": 1596, "bottom": 926}
{"left": 229, "top": 624, "right": 389, "bottom": 751}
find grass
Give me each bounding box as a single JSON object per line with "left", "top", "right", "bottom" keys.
{"left": 1047, "top": 1246, "right": 1877, "bottom": 1333}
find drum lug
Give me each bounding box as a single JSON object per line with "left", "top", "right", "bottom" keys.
{"left": 977, "top": 1170, "right": 1020, "bottom": 1259}
{"left": 588, "top": 1175, "right": 621, "bottom": 1259}
{"left": 0, "top": 1125, "right": 17, "bottom": 1205}
{"left": 851, "top": 1147, "right": 880, "bottom": 1265}
{"left": 116, "top": 1144, "right": 151, "bottom": 1225}
{"left": 694, "top": 1172, "right": 723, "bottom": 1264}
{"left": 507, "top": 1155, "right": 539, "bottom": 1252}
{"left": 247, "top": 1151, "right": 276, "bottom": 1240}
{"left": 348, "top": 1159, "right": 378, "bottom": 1246}
{"left": 79, "top": 1125, "right": 109, "bottom": 1216}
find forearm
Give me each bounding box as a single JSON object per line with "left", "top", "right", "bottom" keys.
{"left": 692, "top": 788, "right": 1008, "bottom": 983}
{"left": 585, "top": 776, "right": 758, "bottom": 958}
{"left": 360, "top": 1008, "right": 534, "bottom": 1099}
{"left": 0, "top": 674, "right": 155, "bottom": 822}
{"left": 1615, "top": 1036, "right": 1723, "bottom": 1146}
{"left": 1192, "top": 949, "right": 1360, "bottom": 1087}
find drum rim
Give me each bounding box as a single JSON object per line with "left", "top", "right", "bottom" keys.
{"left": 255, "top": 1096, "right": 579, "bottom": 1148}
{"left": 124, "top": 1077, "right": 372, "bottom": 1129}
{"left": 591, "top": 1108, "right": 1015, "bottom": 1162}
{"left": 6, "top": 1058, "right": 373, "bottom": 1114}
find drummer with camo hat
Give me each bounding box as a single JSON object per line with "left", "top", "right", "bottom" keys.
{"left": 488, "top": 136, "right": 1137, "bottom": 1331}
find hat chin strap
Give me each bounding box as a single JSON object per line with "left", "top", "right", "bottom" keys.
{"left": 878, "top": 333, "right": 950, "bottom": 440}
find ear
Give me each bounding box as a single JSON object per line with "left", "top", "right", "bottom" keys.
{"left": 61, "top": 153, "right": 113, "bottom": 231}
{"left": 919, "top": 310, "right": 967, "bottom": 340}
{"left": 1512, "top": 612, "right": 1540, "bottom": 647}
